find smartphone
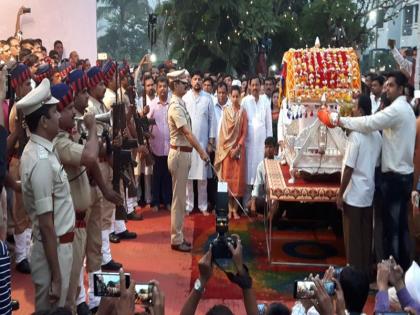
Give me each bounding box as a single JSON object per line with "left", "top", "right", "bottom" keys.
{"left": 293, "top": 280, "right": 336, "bottom": 299}
{"left": 134, "top": 283, "right": 154, "bottom": 306}
{"left": 93, "top": 272, "right": 130, "bottom": 297}
{"left": 414, "top": 90, "right": 420, "bottom": 99}
{"left": 23, "top": 7, "right": 31, "bottom": 14}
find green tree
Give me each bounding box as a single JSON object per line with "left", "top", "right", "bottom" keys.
{"left": 157, "top": 0, "right": 280, "bottom": 75}
{"left": 157, "top": 0, "right": 408, "bottom": 74}
{"left": 97, "top": 0, "right": 151, "bottom": 62}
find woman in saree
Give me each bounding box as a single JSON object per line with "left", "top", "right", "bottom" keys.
{"left": 214, "top": 85, "right": 248, "bottom": 219}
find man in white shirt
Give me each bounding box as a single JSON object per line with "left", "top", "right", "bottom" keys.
{"left": 214, "top": 82, "right": 230, "bottom": 138}
{"left": 389, "top": 41, "right": 416, "bottom": 86}
{"left": 208, "top": 82, "right": 230, "bottom": 211}
{"left": 336, "top": 95, "right": 382, "bottom": 275}
{"left": 203, "top": 76, "right": 217, "bottom": 105}
{"left": 370, "top": 75, "right": 385, "bottom": 114}
{"left": 136, "top": 75, "right": 156, "bottom": 206}
{"left": 262, "top": 77, "right": 275, "bottom": 105}
{"left": 183, "top": 70, "right": 217, "bottom": 215}
{"left": 337, "top": 71, "right": 416, "bottom": 271}
{"left": 241, "top": 76, "right": 273, "bottom": 211}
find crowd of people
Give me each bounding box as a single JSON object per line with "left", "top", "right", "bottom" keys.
{"left": 0, "top": 6, "right": 420, "bottom": 315}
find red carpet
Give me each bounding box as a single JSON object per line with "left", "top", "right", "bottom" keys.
{"left": 11, "top": 208, "right": 374, "bottom": 314}
{"left": 190, "top": 215, "right": 345, "bottom": 302}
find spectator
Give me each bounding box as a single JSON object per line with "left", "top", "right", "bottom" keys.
{"left": 242, "top": 77, "right": 273, "bottom": 212}
{"left": 183, "top": 70, "right": 216, "bottom": 216}
{"left": 0, "top": 41, "right": 11, "bottom": 63}
{"left": 69, "top": 51, "right": 79, "bottom": 65}
{"left": 339, "top": 266, "right": 370, "bottom": 314}
{"left": 337, "top": 71, "right": 416, "bottom": 271}
{"left": 266, "top": 303, "right": 290, "bottom": 315}
{"left": 0, "top": 62, "right": 11, "bottom": 315}
{"left": 7, "top": 37, "right": 20, "bottom": 61}
{"left": 263, "top": 77, "right": 275, "bottom": 104}
{"left": 370, "top": 75, "right": 385, "bottom": 113}
{"left": 336, "top": 95, "right": 382, "bottom": 276}
{"left": 54, "top": 40, "right": 64, "bottom": 63}
{"left": 223, "top": 73, "right": 233, "bottom": 94}
{"left": 148, "top": 76, "right": 172, "bottom": 212}
{"left": 20, "top": 39, "right": 34, "bottom": 52}
{"left": 214, "top": 85, "right": 248, "bottom": 219}
{"left": 180, "top": 235, "right": 258, "bottom": 315}
{"left": 375, "top": 257, "right": 420, "bottom": 314}
{"left": 250, "top": 137, "right": 278, "bottom": 217}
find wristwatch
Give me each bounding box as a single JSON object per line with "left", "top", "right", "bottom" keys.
{"left": 194, "top": 278, "right": 205, "bottom": 293}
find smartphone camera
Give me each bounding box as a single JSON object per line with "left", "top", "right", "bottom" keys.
{"left": 293, "top": 280, "right": 336, "bottom": 299}
{"left": 93, "top": 272, "right": 130, "bottom": 297}
{"left": 135, "top": 283, "right": 154, "bottom": 306}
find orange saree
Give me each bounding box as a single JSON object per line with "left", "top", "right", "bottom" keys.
{"left": 214, "top": 105, "right": 248, "bottom": 197}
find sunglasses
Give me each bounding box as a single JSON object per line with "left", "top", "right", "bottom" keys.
{"left": 176, "top": 80, "right": 188, "bottom": 86}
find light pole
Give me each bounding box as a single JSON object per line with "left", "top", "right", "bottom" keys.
{"left": 148, "top": 13, "right": 157, "bottom": 55}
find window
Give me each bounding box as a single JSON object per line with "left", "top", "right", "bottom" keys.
{"left": 402, "top": 5, "right": 415, "bottom": 36}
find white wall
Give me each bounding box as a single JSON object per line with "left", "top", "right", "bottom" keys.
{"left": 0, "top": 0, "right": 97, "bottom": 62}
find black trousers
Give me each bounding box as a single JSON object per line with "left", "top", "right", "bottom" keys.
{"left": 151, "top": 155, "right": 172, "bottom": 207}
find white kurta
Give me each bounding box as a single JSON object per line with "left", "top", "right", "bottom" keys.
{"left": 183, "top": 90, "right": 217, "bottom": 180}
{"left": 241, "top": 95, "right": 273, "bottom": 185}
{"left": 136, "top": 94, "right": 156, "bottom": 176}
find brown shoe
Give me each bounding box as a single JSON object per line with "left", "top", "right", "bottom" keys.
{"left": 171, "top": 241, "right": 191, "bottom": 252}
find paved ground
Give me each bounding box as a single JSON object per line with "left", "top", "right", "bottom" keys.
{"left": 12, "top": 207, "right": 247, "bottom": 314}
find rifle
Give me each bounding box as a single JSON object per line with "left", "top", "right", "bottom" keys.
{"left": 111, "top": 62, "right": 138, "bottom": 220}
{"left": 126, "top": 81, "right": 155, "bottom": 166}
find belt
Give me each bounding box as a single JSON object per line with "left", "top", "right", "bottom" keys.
{"left": 170, "top": 145, "right": 192, "bottom": 153}
{"left": 59, "top": 231, "right": 75, "bottom": 244}
{"left": 75, "top": 211, "right": 87, "bottom": 229}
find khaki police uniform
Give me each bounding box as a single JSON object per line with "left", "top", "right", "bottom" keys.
{"left": 86, "top": 96, "right": 114, "bottom": 231}
{"left": 18, "top": 79, "right": 75, "bottom": 311}
{"left": 54, "top": 129, "right": 92, "bottom": 311}
{"left": 74, "top": 110, "right": 103, "bottom": 273}
{"left": 167, "top": 94, "right": 192, "bottom": 245}
{"left": 21, "top": 134, "right": 75, "bottom": 311}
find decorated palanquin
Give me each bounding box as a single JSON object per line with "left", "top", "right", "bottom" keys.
{"left": 279, "top": 39, "right": 361, "bottom": 183}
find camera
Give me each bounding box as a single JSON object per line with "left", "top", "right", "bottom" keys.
{"left": 211, "top": 209, "right": 237, "bottom": 260}
{"left": 22, "top": 7, "right": 31, "bottom": 14}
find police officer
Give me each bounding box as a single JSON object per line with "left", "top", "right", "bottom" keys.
{"left": 52, "top": 81, "right": 123, "bottom": 313}
{"left": 17, "top": 78, "right": 75, "bottom": 311}
{"left": 167, "top": 70, "right": 209, "bottom": 252}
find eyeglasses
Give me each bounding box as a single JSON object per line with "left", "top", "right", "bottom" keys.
{"left": 176, "top": 80, "right": 188, "bottom": 86}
